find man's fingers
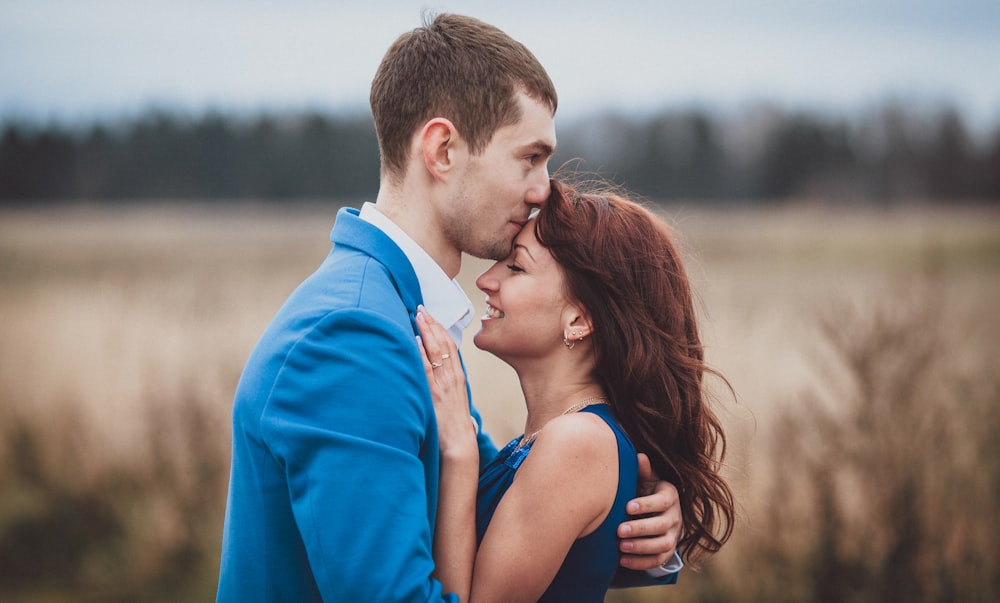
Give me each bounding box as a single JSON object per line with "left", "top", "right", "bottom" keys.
{"left": 618, "top": 520, "right": 675, "bottom": 570}
{"left": 618, "top": 550, "right": 672, "bottom": 571}
{"left": 618, "top": 528, "right": 677, "bottom": 553}
{"left": 618, "top": 514, "right": 672, "bottom": 539}
{"left": 636, "top": 452, "right": 653, "bottom": 480}
{"left": 626, "top": 499, "right": 662, "bottom": 517}
{"left": 627, "top": 480, "right": 680, "bottom": 518}
{"left": 618, "top": 519, "right": 678, "bottom": 572}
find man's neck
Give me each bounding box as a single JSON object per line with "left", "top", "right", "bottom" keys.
{"left": 359, "top": 201, "right": 474, "bottom": 345}
{"left": 374, "top": 184, "right": 462, "bottom": 278}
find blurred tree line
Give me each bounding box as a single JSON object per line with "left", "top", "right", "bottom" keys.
{"left": 1, "top": 102, "right": 998, "bottom": 204}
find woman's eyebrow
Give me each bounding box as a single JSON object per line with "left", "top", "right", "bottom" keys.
{"left": 512, "top": 243, "right": 536, "bottom": 262}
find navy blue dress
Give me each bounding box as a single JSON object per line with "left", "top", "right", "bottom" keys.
{"left": 476, "top": 404, "right": 638, "bottom": 602}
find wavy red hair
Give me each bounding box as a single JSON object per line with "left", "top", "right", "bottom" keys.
{"left": 534, "top": 178, "right": 734, "bottom": 563}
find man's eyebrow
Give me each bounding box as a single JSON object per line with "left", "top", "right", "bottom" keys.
{"left": 520, "top": 141, "right": 556, "bottom": 158}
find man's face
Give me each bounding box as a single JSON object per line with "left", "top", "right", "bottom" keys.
{"left": 443, "top": 91, "right": 556, "bottom": 261}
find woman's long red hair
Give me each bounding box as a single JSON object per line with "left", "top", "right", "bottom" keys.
{"left": 535, "top": 179, "right": 734, "bottom": 563}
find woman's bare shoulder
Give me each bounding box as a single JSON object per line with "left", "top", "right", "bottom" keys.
{"left": 526, "top": 412, "right": 619, "bottom": 478}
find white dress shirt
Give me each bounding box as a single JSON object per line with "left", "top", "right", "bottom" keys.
{"left": 359, "top": 202, "right": 474, "bottom": 345}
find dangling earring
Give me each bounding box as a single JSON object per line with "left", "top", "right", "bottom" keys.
{"left": 563, "top": 336, "right": 575, "bottom": 350}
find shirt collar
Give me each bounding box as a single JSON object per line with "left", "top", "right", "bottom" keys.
{"left": 359, "top": 202, "right": 474, "bottom": 344}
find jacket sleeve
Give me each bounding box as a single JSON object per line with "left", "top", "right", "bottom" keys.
{"left": 260, "top": 307, "right": 459, "bottom": 602}
{"left": 610, "top": 566, "right": 680, "bottom": 588}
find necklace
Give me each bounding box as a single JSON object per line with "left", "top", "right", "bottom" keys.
{"left": 514, "top": 396, "right": 609, "bottom": 451}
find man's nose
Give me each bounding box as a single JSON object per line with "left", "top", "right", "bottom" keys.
{"left": 525, "top": 169, "right": 551, "bottom": 206}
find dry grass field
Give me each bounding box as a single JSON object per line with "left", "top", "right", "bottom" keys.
{"left": 1, "top": 201, "right": 998, "bottom": 602}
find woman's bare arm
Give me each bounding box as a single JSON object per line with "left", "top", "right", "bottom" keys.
{"left": 416, "top": 308, "right": 478, "bottom": 600}
{"left": 471, "top": 413, "right": 619, "bottom": 602}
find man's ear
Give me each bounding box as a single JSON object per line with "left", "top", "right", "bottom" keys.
{"left": 420, "top": 118, "right": 460, "bottom": 182}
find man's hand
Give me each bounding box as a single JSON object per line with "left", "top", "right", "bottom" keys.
{"left": 617, "top": 453, "right": 682, "bottom": 571}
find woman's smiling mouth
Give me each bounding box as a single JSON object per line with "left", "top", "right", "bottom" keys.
{"left": 483, "top": 302, "right": 505, "bottom": 319}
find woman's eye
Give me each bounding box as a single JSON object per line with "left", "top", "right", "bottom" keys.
{"left": 506, "top": 264, "right": 524, "bottom": 273}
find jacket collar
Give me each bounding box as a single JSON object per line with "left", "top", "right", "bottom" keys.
{"left": 330, "top": 207, "right": 423, "bottom": 329}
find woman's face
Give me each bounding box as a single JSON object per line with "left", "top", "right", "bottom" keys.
{"left": 472, "top": 221, "right": 574, "bottom": 363}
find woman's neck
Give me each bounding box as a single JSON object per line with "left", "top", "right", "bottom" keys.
{"left": 515, "top": 361, "right": 604, "bottom": 437}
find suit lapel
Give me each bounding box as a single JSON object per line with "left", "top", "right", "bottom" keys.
{"left": 330, "top": 207, "right": 424, "bottom": 334}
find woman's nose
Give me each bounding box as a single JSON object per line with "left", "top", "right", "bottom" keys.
{"left": 475, "top": 263, "right": 501, "bottom": 293}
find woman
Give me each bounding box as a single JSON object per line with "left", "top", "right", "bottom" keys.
{"left": 417, "top": 179, "right": 734, "bottom": 602}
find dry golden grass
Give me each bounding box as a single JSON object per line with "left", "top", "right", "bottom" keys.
{"left": 1, "top": 201, "right": 998, "bottom": 601}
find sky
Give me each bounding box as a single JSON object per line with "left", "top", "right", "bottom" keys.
{"left": 2, "top": 0, "right": 999, "bottom": 130}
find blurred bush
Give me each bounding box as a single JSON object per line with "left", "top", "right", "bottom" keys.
{"left": 0, "top": 396, "right": 227, "bottom": 602}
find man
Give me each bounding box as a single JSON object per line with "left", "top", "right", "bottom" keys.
{"left": 218, "top": 14, "right": 681, "bottom": 601}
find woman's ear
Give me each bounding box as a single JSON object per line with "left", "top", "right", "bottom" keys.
{"left": 420, "top": 118, "right": 459, "bottom": 182}
{"left": 562, "top": 307, "right": 593, "bottom": 344}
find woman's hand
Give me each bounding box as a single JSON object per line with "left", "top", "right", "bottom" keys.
{"left": 416, "top": 306, "right": 478, "bottom": 460}
{"left": 417, "top": 306, "right": 479, "bottom": 600}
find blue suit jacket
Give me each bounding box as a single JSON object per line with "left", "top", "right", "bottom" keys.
{"left": 217, "top": 208, "right": 495, "bottom": 602}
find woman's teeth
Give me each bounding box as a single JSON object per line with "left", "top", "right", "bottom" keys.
{"left": 485, "top": 304, "right": 505, "bottom": 319}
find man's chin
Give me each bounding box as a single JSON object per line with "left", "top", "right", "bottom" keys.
{"left": 468, "top": 241, "right": 513, "bottom": 262}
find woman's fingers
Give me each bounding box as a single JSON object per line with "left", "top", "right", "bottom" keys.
{"left": 416, "top": 306, "right": 461, "bottom": 393}
{"left": 416, "top": 334, "right": 436, "bottom": 385}
{"left": 415, "top": 309, "right": 439, "bottom": 382}
{"left": 417, "top": 307, "right": 474, "bottom": 453}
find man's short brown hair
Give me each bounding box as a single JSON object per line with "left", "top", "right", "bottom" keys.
{"left": 370, "top": 13, "right": 558, "bottom": 182}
